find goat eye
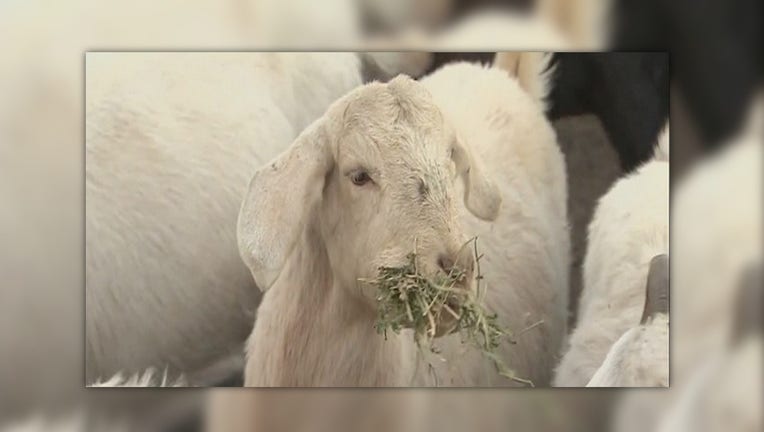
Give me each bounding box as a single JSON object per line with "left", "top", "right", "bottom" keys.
{"left": 350, "top": 170, "right": 371, "bottom": 186}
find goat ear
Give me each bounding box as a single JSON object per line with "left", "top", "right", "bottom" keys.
{"left": 451, "top": 133, "right": 501, "bottom": 221}
{"left": 641, "top": 254, "right": 670, "bottom": 324}
{"left": 237, "top": 119, "right": 333, "bottom": 291}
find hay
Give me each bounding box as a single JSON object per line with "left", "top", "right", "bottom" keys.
{"left": 363, "top": 238, "right": 535, "bottom": 387}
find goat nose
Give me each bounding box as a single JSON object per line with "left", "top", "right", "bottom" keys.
{"left": 437, "top": 251, "right": 475, "bottom": 279}
{"left": 437, "top": 255, "right": 454, "bottom": 273}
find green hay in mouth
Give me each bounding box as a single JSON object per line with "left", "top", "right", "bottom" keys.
{"left": 362, "top": 238, "right": 535, "bottom": 387}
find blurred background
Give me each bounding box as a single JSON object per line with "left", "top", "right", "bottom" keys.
{"left": 0, "top": 0, "right": 761, "bottom": 431}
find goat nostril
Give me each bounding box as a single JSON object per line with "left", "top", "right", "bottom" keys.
{"left": 438, "top": 255, "right": 453, "bottom": 273}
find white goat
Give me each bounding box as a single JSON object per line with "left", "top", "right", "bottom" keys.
{"left": 554, "top": 124, "right": 670, "bottom": 387}
{"left": 237, "top": 60, "right": 569, "bottom": 387}
{"left": 585, "top": 127, "right": 671, "bottom": 388}
{"left": 86, "top": 52, "right": 369, "bottom": 385}
{"left": 585, "top": 254, "right": 670, "bottom": 387}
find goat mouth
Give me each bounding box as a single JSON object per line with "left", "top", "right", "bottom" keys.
{"left": 444, "top": 295, "right": 466, "bottom": 316}
{"left": 434, "top": 301, "right": 461, "bottom": 337}
{"left": 368, "top": 252, "right": 477, "bottom": 340}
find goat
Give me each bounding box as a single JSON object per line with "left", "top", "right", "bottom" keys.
{"left": 237, "top": 60, "right": 569, "bottom": 386}
{"left": 554, "top": 124, "right": 669, "bottom": 386}
{"left": 585, "top": 254, "right": 670, "bottom": 387}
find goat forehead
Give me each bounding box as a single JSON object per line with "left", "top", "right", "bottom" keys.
{"left": 341, "top": 89, "right": 448, "bottom": 161}
{"left": 341, "top": 79, "right": 444, "bottom": 138}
